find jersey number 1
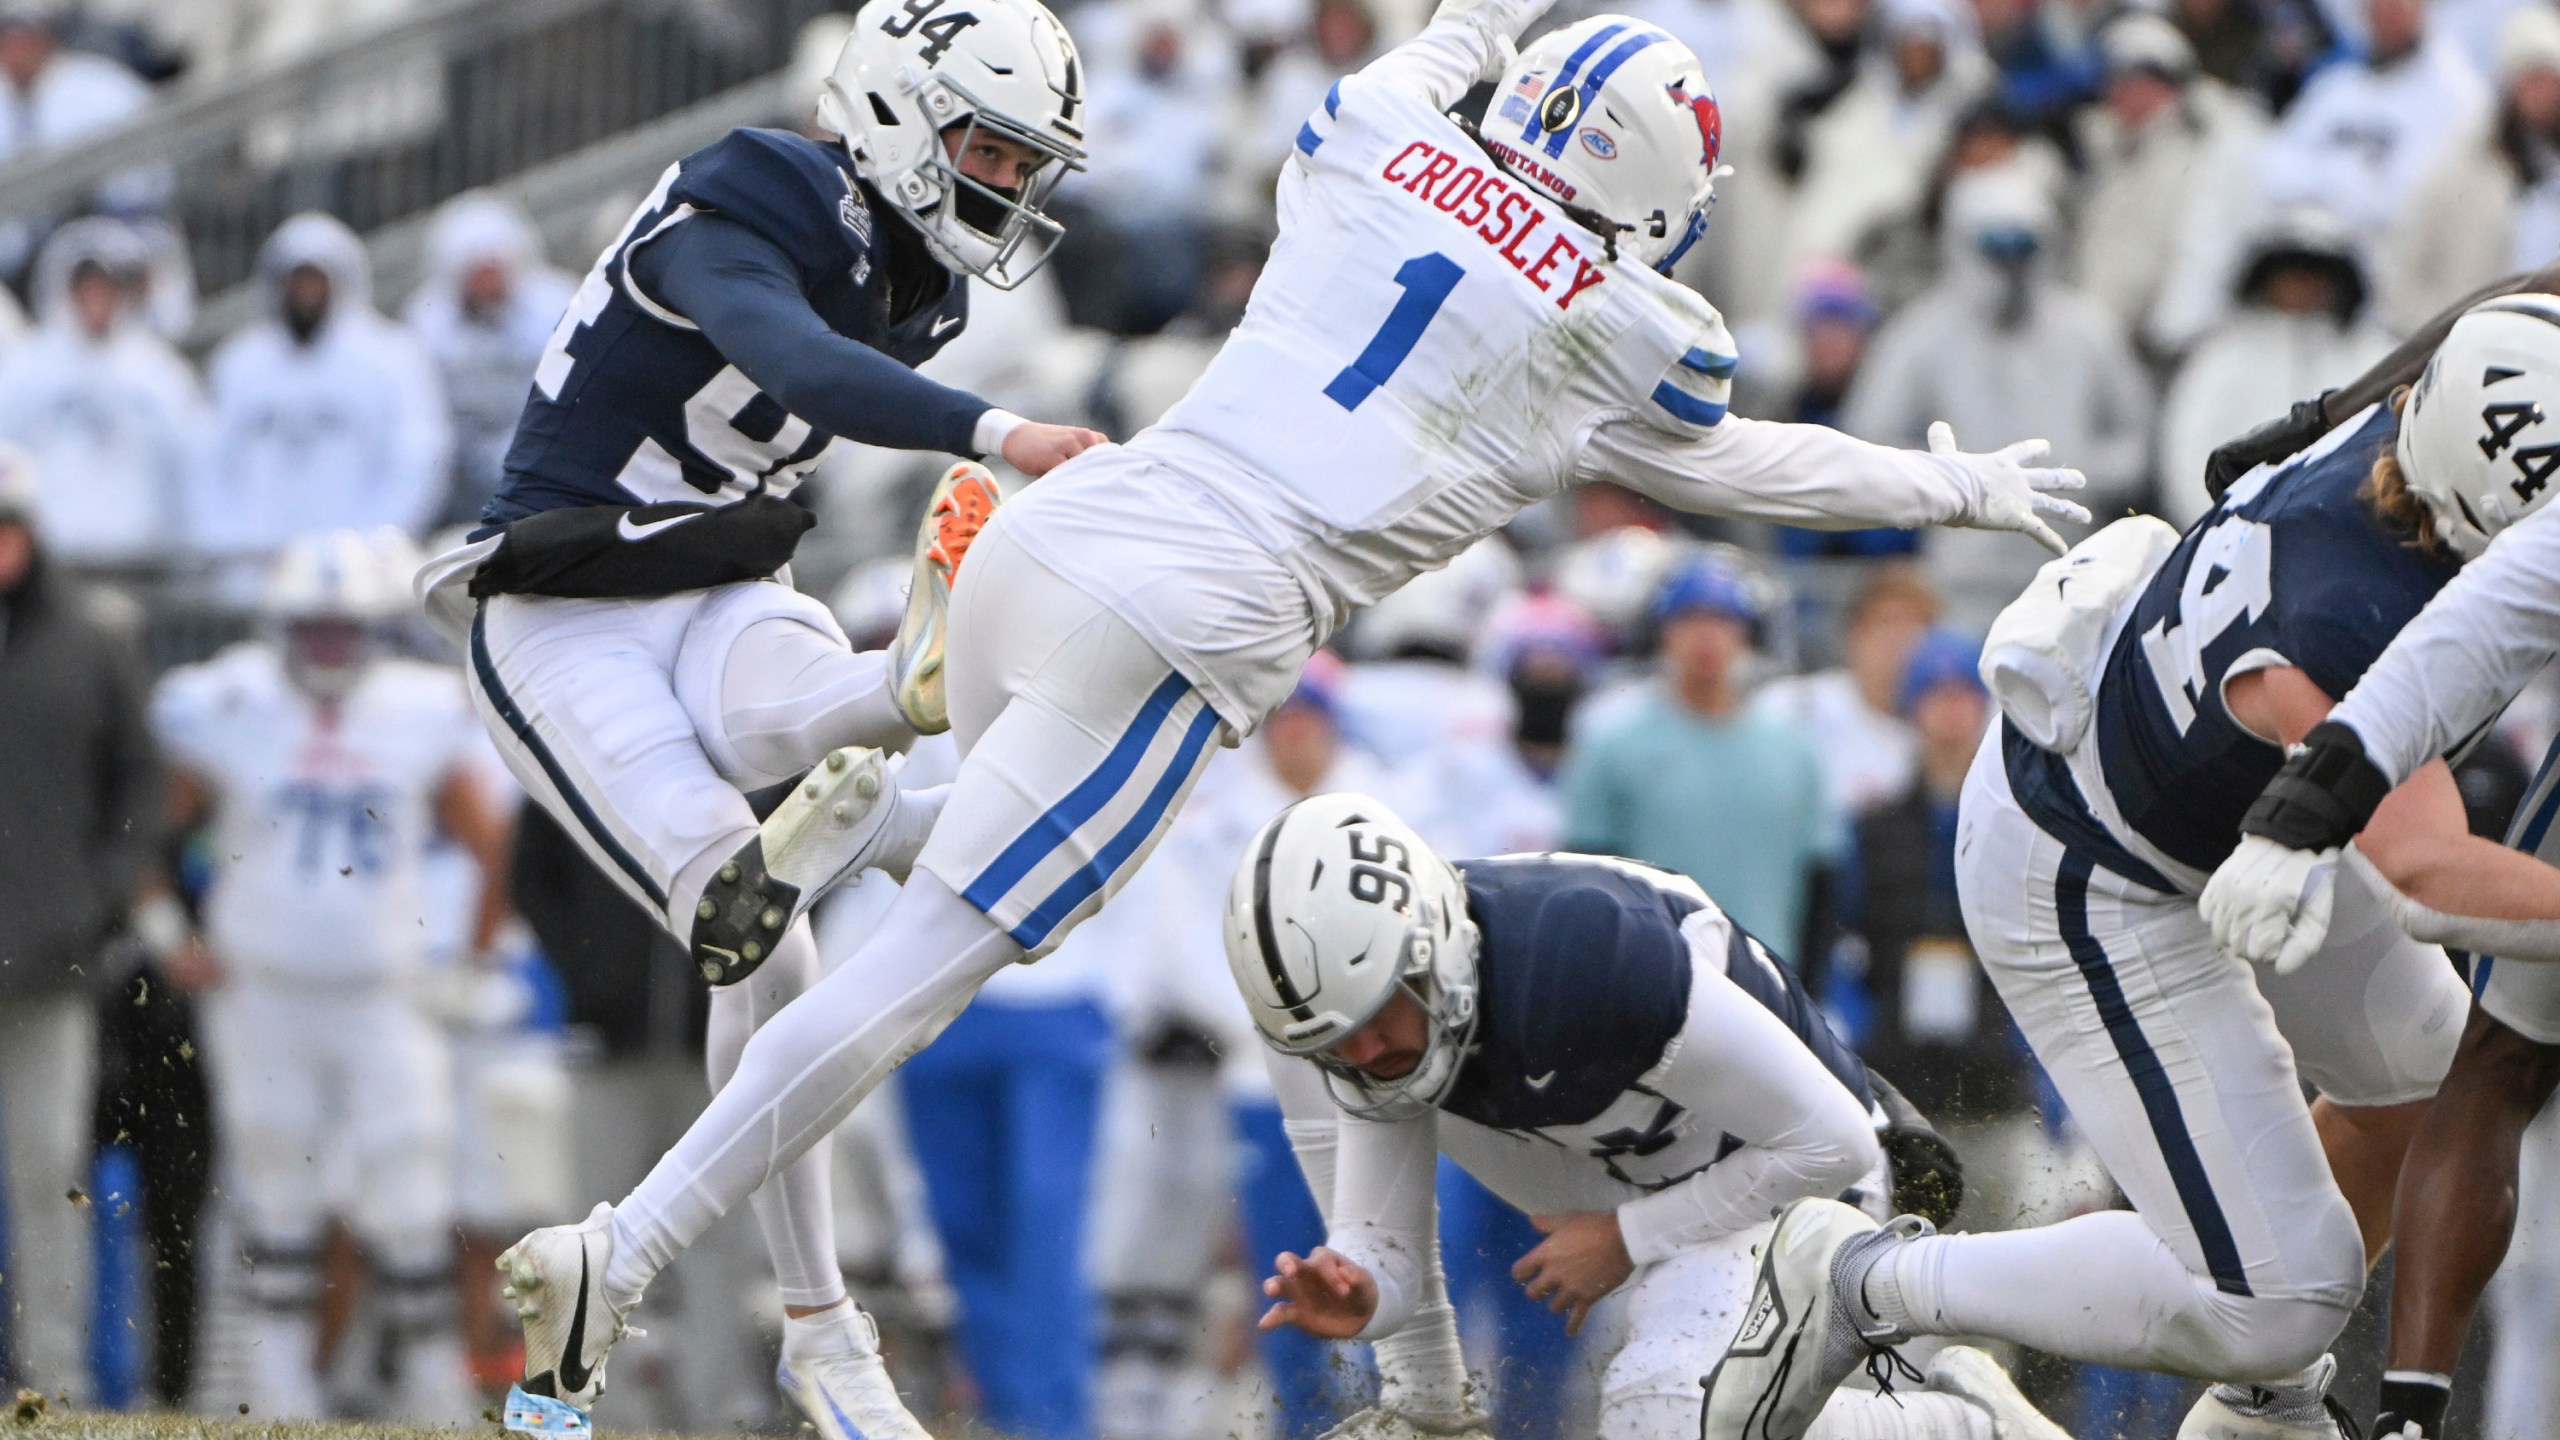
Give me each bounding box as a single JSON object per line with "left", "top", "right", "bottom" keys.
{"left": 1325, "top": 253, "right": 1462, "bottom": 412}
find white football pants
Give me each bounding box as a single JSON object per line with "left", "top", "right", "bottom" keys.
{"left": 1874, "top": 728, "right": 2466, "bottom": 1381}
{"left": 468, "top": 580, "right": 918, "bottom": 1313}
{"left": 607, "top": 520, "right": 1231, "bottom": 1304}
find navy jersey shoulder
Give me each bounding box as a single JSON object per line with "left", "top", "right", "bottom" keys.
{"left": 2089, "top": 406, "right": 2461, "bottom": 872}
{"left": 1441, "top": 855, "right": 1867, "bottom": 1131}
{"left": 487, "top": 128, "right": 968, "bottom": 524}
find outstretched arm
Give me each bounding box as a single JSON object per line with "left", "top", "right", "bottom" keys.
{"left": 1585, "top": 413, "right": 2088, "bottom": 553}
{"left": 1352, "top": 0, "right": 1557, "bottom": 111}
{"left": 636, "top": 215, "right": 1101, "bottom": 472}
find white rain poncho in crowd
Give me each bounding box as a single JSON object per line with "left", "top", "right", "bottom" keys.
{"left": 402, "top": 192, "right": 576, "bottom": 526}
{"left": 193, "top": 212, "right": 452, "bottom": 555}
{"left": 0, "top": 217, "right": 205, "bottom": 565}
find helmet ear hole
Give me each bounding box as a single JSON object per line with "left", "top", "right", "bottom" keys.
{"left": 868, "top": 92, "right": 902, "bottom": 126}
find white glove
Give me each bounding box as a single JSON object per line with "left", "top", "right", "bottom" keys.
{"left": 1929, "top": 421, "right": 2091, "bottom": 557}
{"left": 1318, "top": 1407, "right": 1495, "bottom": 1440}
{"left": 2199, "top": 834, "right": 2338, "bottom": 975}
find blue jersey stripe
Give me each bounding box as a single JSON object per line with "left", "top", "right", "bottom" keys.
{"left": 1008, "top": 700, "right": 1223, "bottom": 949}
{"left": 1520, "top": 22, "right": 1627, "bottom": 147}
{"left": 468, "top": 609, "right": 668, "bottom": 911}
{"left": 963, "top": 671, "right": 1194, "bottom": 915}
{"left": 1324, "top": 81, "right": 1343, "bottom": 117}
{"left": 1542, "top": 29, "right": 1667, "bottom": 158}
{"left": 1649, "top": 379, "right": 1727, "bottom": 427}
{"left": 1295, "top": 122, "right": 1323, "bottom": 155}
{"left": 2055, "top": 849, "right": 2253, "bottom": 1296}
{"left": 1678, "top": 347, "right": 1738, "bottom": 379}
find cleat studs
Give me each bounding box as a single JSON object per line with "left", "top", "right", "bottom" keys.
{"left": 719, "top": 862, "right": 740, "bottom": 884}
{"left": 827, "top": 751, "right": 849, "bottom": 772}
{"left": 832, "top": 804, "right": 852, "bottom": 823}
{"left": 761, "top": 907, "right": 783, "bottom": 930}
{"left": 697, "top": 899, "right": 718, "bottom": 920}
{"left": 804, "top": 781, "right": 823, "bottom": 799}
{"left": 855, "top": 773, "right": 880, "bottom": 798}
{"left": 741, "top": 940, "right": 764, "bottom": 962}
{"left": 699, "top": 959, "right": 724, "bottom": 982}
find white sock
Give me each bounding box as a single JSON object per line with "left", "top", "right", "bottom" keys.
{"left": 706, "top": 923, "right": 849, "bottom": 1313}
{"left": 1807, "top": 1388, "right": 1993, "bottom": 1440}
{"left": 782, "top": 1299, "right": 873, "bottom": 1360}
{"left": 877, "top": 783, "right": 947, "bottom": 883}
{"left": 613, "top": 873, "right": 1019, "bottom": 1302}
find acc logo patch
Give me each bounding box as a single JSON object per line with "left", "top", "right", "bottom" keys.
{"left": 1578, "top": 127, "right": 1618, "bottom": 160}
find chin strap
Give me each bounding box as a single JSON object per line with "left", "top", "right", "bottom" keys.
{"left": 1449, "top": 114, "right": 1633, "bottom": 261}
{"left": 2239, "top": 721, "right": 2393, "bottom": 853}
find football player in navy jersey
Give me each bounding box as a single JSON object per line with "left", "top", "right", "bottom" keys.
{"left": 1231, "top": 794, "right": 2067, "bottom": 1440}
{"left": 1703, "top": 290, "right": 2560, "bottom": 1440}
{"left": 411, "top": 2, "right": 1107, "bottom": 1433}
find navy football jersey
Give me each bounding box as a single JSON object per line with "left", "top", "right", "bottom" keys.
{"left": 487, "top": 128, "right": 968, "bottom": 524}
{"left": 2071, "top": 404, "right": 2460, "bottom": 873}
{"left": 1440, "top": 853, "right": 1870, "bottom": 1134}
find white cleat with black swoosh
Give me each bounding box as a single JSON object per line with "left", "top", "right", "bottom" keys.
{"left": 498, "top": 1202, "right": 633, "bottom": 1415}
{"left": 776, "top": 1307, "right": 935, "bottom": 1440}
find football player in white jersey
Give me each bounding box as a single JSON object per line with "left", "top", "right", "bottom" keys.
{"left": 152, "top": 530, "right": 511, "bottom": 1422}
{"left": 492, "top": 0, "right": 2090, "bottom": 1418}
{"left": 1235, "top": 795, "right": 2066, "bottom": 1440}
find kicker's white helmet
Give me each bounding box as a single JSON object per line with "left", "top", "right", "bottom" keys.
{"left": 263, "top": 528, "right": 413, "bottom": 698}
{"left": 1224, "top": 793, "right": 1481, "bottom": 1121}
{"left": 1484, "top": 16, "right": 1727, "bottom": 271}
{"left": 815, "top": 0, "right": 1086, "bottom": 289}
{"left": 2396, "top": 294, "right": 2560, "bottom": 561}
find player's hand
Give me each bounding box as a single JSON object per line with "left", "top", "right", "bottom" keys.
{"left": 1000, "top": 421, "right": 1108, "bottom": 477}
{"left": 2200, "top": 834, "right": 2339, "bottom": 975}
{"left": 1929, "top": 421, "right": 2090, "bottom": 557}
{"left": 1261, "top": 1247, "right": 1379, "bottom": 1338}
{"left": 1512, "top": 1211, "right": 1632, "bottom": 1335}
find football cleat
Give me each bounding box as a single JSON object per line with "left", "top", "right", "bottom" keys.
{"left": 1701, "top": 1199, "right": 1925, "bottom": 1440}
{"left": 692, "top": 747, "right": 896, "bottom": 985}
{"left": 1316, "top": 1406, "right": 1495, "bottom": 1440}
{"left": 1929, "top": 1345, "right": 2074, "bottom": 1440}
{"left": 497, "top": 1203, "right": 632, "bottom": 1414}
{"left": 776, "top": 1307, "right": 935, "bottom": 1440}
{"left": 890, "top": 461, "right": 1004, "bottom": 735}
{"left": 2178, "top": 1355, "right": 2356, "bottom": 1439}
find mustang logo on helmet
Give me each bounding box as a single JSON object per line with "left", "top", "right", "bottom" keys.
{"left": 1667, "top": 81, "right": 1722, "bottom": 170}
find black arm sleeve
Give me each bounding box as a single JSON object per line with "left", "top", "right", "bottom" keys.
{"left": 635, "top": 213, "right": 992, "bottom": 458}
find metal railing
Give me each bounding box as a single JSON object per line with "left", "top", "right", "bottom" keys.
{"left": 0, "top": 0, "right": 842, "bottom": 318}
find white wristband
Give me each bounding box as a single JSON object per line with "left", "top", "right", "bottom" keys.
{"left": 972, "top": 408, "right": 1027, "bottom": 458}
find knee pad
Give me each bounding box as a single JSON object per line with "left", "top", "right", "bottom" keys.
{"left": 2271, "top": 858, "right": 2468, "bottom": 1105}
{"left": 672, "top": 584, "right": 858, "bottom": 787}
{"left": 2175, "top": 1289, "right": 2355, "bottom": 1382}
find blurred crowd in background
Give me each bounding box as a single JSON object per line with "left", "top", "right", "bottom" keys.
{"left": 6, "top": 0, "right": 2560, "bottom": 1433}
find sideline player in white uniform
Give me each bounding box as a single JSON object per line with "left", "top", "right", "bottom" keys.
{"left": 1235, "top": 795, "right": 2064, "bottom": 1440}
{"left": 2196, "top": 300, "right": 2560, "bottom": 1439}
{"left": 410, "top": 3, "right": 1108, "bottom": 1431}
{"left": 491, "top": 0, "right": 2091, "bottom": 1425}
{"left": 1700, "top": 298, "right": 2560, "bottom": 1440}
{"left": 152, "top": 531, "right": 511, "bottom": 1422}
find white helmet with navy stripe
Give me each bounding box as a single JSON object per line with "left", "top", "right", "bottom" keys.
{"left": 1485, "top": 16, "right": 1727, "bottom": 272}
{"left": 1224, "top": 792, "right": 1481, "bottom": 1120}
{"left": 814, "top": 0, "right": 1086, "bottom": 288}
{"left": 2397, "top": 292, "right": 2560, "bottom": 560}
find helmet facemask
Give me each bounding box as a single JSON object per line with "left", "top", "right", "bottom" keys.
{"left": 910, "top": 89, "right": 1082, "bottom": 288}
{"left": 1307, "top": 891, "right": 1481, "bottom": 1123}
{"left": 280, "top": 616, "right": 379, "bottom": 700}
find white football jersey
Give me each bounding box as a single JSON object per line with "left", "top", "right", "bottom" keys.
{"left": 154, "top": 645, "right": 480, "bottom": 985}
{"left": 999, "top": 16, "right": 1984, "bottom": 728}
